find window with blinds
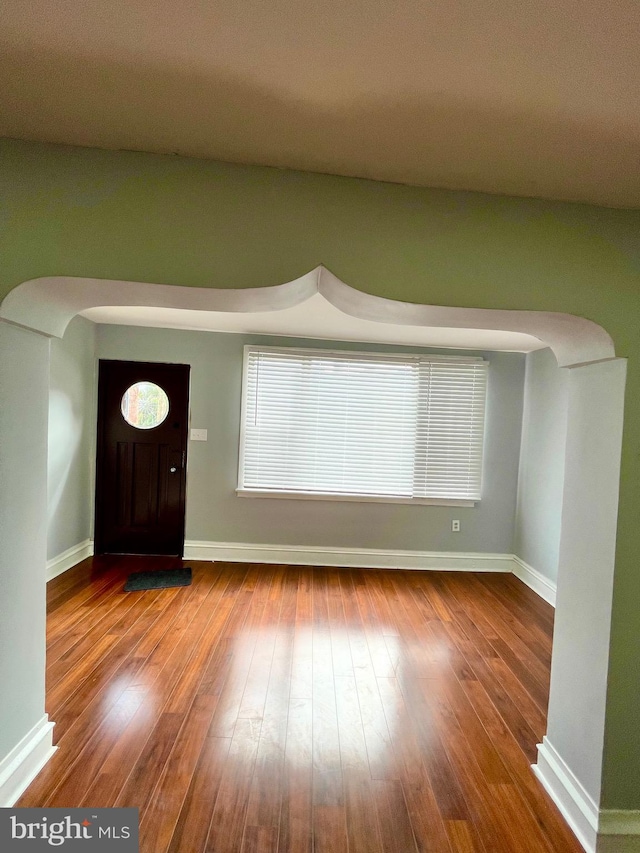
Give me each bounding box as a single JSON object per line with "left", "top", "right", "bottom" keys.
{"left": 238, "top": 346, "right": 488, "bottom": 504}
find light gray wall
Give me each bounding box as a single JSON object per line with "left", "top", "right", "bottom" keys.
{"left": 544, "top": 358, "right": 626, "bottom": 808}
{"left": 97, "top": 325, "right": 525, "bottom": 554}
{"left": 47, "top": 315, "right": 97, "bottom": 560}
{"left": 0, "top": 321, "right": 49, "bottom": 763}
{"left": 514, "top": 347, "right": 569, "bottom": 582}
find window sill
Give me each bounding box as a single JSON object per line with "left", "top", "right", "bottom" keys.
{"left": 236, "top": 488, "right": 476, "bottom": 507}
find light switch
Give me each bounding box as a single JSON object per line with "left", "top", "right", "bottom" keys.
{"left": 190, "top": 428, "right": 208, "bottom": 441}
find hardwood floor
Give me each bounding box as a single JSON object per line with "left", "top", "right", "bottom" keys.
{"left": 19, "top": 557, "right": 582, "bottom": 853}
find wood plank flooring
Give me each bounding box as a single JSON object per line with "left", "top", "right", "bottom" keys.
{"left": 19, "top": 556, "right": 582, "bottom": 853}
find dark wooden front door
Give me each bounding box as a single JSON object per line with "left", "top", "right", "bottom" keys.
{"left": 95, "top": 360, "right": 190, "bottom": 556}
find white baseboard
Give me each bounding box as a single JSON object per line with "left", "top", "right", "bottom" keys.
{"left": 184, "top": 541, "right": 560, "bottom": 606}
{"left": 533, "top": 737, "right": 599, "bottom": 852}
{"left": 46, "top": 539, "right": 94, "bottom": 581}
{"left": 45, "top": 540, "right": 557, "bottom": 609}
{"left": 184, "top": 540, "right": 515, "bottom": 572}
{"left": 512, "top": 556, "right": 557, "bottom": 606}
{"left": 0, "top": 715, "right": 57, "bottom": 806}
{"left": 533, "top": 738, "right": 640, "bottom": 852}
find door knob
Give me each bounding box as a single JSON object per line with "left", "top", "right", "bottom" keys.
{"left": 170, "top": 466, "right": 177, "bottom": 473}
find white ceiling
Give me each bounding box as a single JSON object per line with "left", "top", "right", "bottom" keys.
{"left": 1, "top": 0, "right": 639, "bottom": 207}
{"left": 82, "top": 295, "right": 546, "bottom": 352}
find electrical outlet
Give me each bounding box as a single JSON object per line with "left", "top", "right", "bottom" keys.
{"left": 190, "top": 428, "right": 208, "bottom": 441}
{"left": 452, "top": 519, "right": 460, "bottom": 532}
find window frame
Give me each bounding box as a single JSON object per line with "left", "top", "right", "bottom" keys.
{"left": 236, "top": 344, "right": 488, "bottom": 507}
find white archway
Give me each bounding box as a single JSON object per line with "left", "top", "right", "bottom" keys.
{"left": 0, "top": 270, "right": 626, "bottom": 851}
{"left": 0, "top": 265, "right": 614, "bottom": 366}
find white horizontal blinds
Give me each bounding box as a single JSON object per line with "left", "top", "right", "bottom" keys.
{"left": 242, "top": 349, "right": 417, "bottom": 496}
{"left": 240, "top": 347, "right": 487, "bottom": 501}
{"left": 414, "top": 359, "right": 488, "bottom": 500}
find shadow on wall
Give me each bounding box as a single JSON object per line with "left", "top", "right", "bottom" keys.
{"left": 47, "top": 389, "right": 82, "bottom": 535}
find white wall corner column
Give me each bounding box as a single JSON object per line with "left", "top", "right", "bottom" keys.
{"left": 534, "top": 357, "right": 628, "bottom": 853}
{"left": 0, "top": 320, "right": 55, "bottom": 805}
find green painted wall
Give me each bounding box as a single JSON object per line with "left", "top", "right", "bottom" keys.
{"left": 1, "top": 137, "right": 639, "bottom": 808}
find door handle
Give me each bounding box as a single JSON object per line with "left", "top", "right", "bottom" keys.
{"left": 170, "top": 466, "right": 177, "bottom": 473}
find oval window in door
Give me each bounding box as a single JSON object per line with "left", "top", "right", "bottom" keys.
{"left": 121, "top": 381, "right": 170, "bottom": 429}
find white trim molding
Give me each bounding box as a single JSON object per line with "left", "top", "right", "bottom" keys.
{"left": 46, "top": 539, "right": 94, "bottom": 581}
{"left": 0, "top": 715, "right": 57, "bottom": 807}
{"left": 533, "top": 738, "right": 640, "bottom": 852}
{"left": 184, "top": 542, "right": 562, "bottom": 604}
{"left": 184, "top": 541, "right": 515, "bottom": 572}
{"left": 533, "top": 737, "right": 599, "bottom": 852}
{"left": 45, "top": 539, "right": 559, "bottom": 605}
{"left": 512, "top": 556, "right": 557, "bottom": 606}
